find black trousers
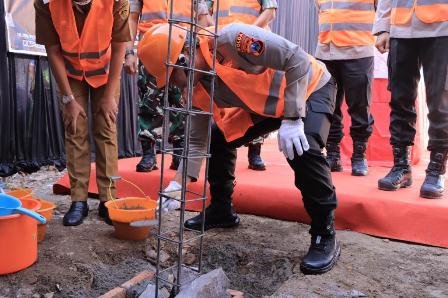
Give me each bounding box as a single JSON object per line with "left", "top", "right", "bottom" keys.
{"left": 208, "top": 79, "right": 338, "bottom": 236}
{"left": 321, "top": 57, "right": 374, "bottom": 144}
{"left": 388, "top": 37, "right": 448, "bottom": 151}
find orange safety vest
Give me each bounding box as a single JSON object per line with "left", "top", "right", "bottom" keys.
{"left": 318, "top": 0, "right": 375, "bottom": 47}
{"left": 49, "top": 0, "right": 113, "bottom": 88}
{"left": 192, "top": 37, "right": 326, "bottom": 142}
{"left": 391, "top": 0, "right": 448, "bottom": 25}
{"left": 229, "top": 0, "right": 261, "bottom": 24}
{"left": 213, "top": 0, "right": 234, "bottom": 25}
{"left": 138, "top": 0, "right": 192, "bottom": 34}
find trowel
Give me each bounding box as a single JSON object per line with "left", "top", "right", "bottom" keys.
{"left": 129, "top": 219, "right": 159, "bottom": 227}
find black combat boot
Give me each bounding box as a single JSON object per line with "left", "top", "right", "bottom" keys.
{"left": 248, "top": 143, "right": 266, "bottom": 171}
{"left": 63, "top": 201, "right": 89, "bottom": 226}
{"left": 136, "top": 140, "right": 158, "bottom": 172}
{"left": 378, "top": 146, "right": 413, "bottom": 191}
{"left": 351, "top": 141, "right": 368, "bottom": 176}
{"left": 184, "top": 203, "right": 240, "bottom": 231}
{"left": 170, "top": 139, "right": 183, "bottom": 170}
{"left": 301, "top": 214, "right": 340, "bottom": 275}
{"left": 325, "top": 142, "right": 343, "bottom": 172}
{"left": 420, "top": 151, "right": 447, "bottom": 199}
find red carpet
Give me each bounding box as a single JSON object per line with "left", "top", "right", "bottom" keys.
{"left": 53, "top": 139, "right": 448, "bottom": 248}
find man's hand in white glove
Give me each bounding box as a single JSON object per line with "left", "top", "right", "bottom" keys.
{"left": 158, "top": 180, "right": 182, "bottom": 212}
{"left": 278, "top": 118, "right": 310, "bottom": 160}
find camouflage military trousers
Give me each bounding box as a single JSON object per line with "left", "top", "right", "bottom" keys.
{"left": 137, "top": 62, "right": 185, "bottom": 145}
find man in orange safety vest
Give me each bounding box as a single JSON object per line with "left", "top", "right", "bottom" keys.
{"left": 34, "top": 0, "right": 131, "bottom": 226}
{"left": 374, "top": 0, "right": 448, "bottom": 199}
{"left": 315, "top": 0, "right": 377, "bottom": 176}
{"left": 139, "top": 23, "right": 340, "bottom": 275}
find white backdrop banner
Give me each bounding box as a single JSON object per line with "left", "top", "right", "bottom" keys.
{"left": 3, "top": 0, "right": 46, "bottom": 56}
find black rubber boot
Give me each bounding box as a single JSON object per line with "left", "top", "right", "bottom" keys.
{"left": 420, "top": 151, "right": 447, "bottom": 199}
{"left": 170, "top": 139, "right": 183, "bottom": 171}
{"left": 136, "top": 140, "right": 158, "bottom": 172}
{"left": 301, "top": 215, "right": 340, "bottom": 275}
{"left": 184, "top": 204, "right": 240, "bottom": 231}
{"left": 351, "top": 141, "right": 368, "bottom": 176}
{"left": 325, "top": 142, "right": 343, "bottom": 172}
{"left": 248, "top": 143, "right": 266, "bottom": 171}
{"left": 63, "top": 201, "right": 89, "bottom": 226}
{"left": 378, "top": 146, "right": 413, "bottom": 191}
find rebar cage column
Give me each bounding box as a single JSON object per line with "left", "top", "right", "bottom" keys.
{"left": 155, "top": 0, "right": 221, "bottom": 296}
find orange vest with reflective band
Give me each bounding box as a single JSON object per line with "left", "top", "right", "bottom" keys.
{"left": 49, "top": 0, "right": 113, "bottom": 88}
{"left": 138, "top": 0, "right": 192, "bottom": 33}
{"left": 192, "top": 38, "right": 326, "bottom": 142}
{"left": 391, "top": 0, "right": 448, "bottom": 25}
{"left": 213, "top": 0, "right": 234, "bottom": 25}
{"left": 230, "top": 0, "right": 261, "bottom": 24}
{"left": 318, "top": 0, "right": 375, "bottom": 47}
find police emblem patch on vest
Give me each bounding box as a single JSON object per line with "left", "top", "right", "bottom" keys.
{"left": 235, "top": 32, "right": 264, "bottom": 56}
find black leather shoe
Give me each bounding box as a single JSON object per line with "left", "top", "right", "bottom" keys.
{"left": 420, "top": 151, "right": 447, "bottom": 199}
{"left": 248, "top": 143, "right": 266, "bottom": 171}
{"left": 326, "top": 143, "right": 343, "bottom": 172}
{"left": 136, "top": 140, "right": 158, "bottom": 172}
{"left": 378, "top": 146, "right": 413, "bottom": 191}
{"left": 63, "top": 201, "right": 89, "bottom": 226}
{"left": 98, "top": 201, "right": 113, "bottom": 225}
{"left": 351, "top": 141, "right": 368, "bottom": 176}
{"left": 300, "top": 234, "right": 341, "bottom": 275}
{"left": 184, "top": 205, "right": 240, "bottom": 231}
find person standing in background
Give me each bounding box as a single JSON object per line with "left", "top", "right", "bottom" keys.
{"left": 374, "top": 0, "right": 448, "bottom": 199}
{"left": 34, "top": 0, "right": 131, "bottom": 226}
{"left": 125, "top": 0, "right": 211, "bottom": 173}
{"left": 220, "top": 0, "right": 278, "bottom": 171}
{"left": 315, "top": 0, "right": 376, "bottom": 176}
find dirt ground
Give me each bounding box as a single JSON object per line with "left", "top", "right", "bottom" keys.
{"left": 0, "top": 168, "right": 447, "bottom": 298}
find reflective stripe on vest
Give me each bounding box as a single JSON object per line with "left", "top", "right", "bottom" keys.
{"left": 140, "top": 11, "right": 167, "bottom": 22}
{"left": 229, "top": 0, "right": 261, "bottom": 24}
{"left": 214, "top": 0, "right": 234, "bottom": 25}
{"left": 62, "top": 47, "right": 109, "bottom": 59}
{"left": 138, "top": 0, "right": 192, "bottom": 33}
{"left": 391, "top": 0, "right": 448, "bottom": 25}
{"left": 49, "top": 0, "right": 113, "bottom": 88}
{"left": 138, "top": 0, "right": 167, "bottom": 33}
{"left": 318, "top": 0, "right": 375, "bottom": 47}
{"left": 263, "top": 70, "right": 284, "bottom": 116}
{"left": 195, "top": 38, "right": 326, "bottom": 142}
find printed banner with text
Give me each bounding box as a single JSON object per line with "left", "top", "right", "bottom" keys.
{"left": 4, "top": 0, "right": 46, "bottom": 56}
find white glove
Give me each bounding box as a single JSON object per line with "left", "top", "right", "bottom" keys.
{"left": 277, "top": 119, "right": 310, "bottom": 160}
{"left": 158, "top": 181, "right": 182, "bottom": 212}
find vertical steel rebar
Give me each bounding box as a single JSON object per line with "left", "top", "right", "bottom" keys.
{"left": 155, "top": 0, "right": 220, "bottom": 297}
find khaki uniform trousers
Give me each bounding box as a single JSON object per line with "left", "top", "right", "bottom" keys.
{"left": 60, "top": 78, "right": 120, "bottom": 202}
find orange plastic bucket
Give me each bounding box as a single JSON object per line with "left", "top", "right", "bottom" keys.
{"left": 36, "top": 199, "right": 56, "bottom": 242}
{"left": 0, "top": 198, "right": 40, "bottom": 275}
{"left": 105, "top": 197, "right": 157, "bottom": 240}
{"left": 6, "top": 188, "right": 32, "bottom": 199}
{"left": 105, "top": 197, "right": 156, "bottom": 223}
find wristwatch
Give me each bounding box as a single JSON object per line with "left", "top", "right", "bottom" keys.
{"left": 61, "top": 94, "right": 75, "bottom": 105}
